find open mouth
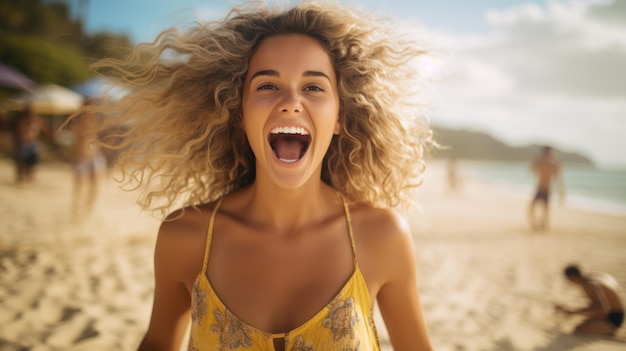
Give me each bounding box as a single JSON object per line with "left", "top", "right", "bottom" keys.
{"left": 268, "top": 126, "right": 311, "bottom": 163}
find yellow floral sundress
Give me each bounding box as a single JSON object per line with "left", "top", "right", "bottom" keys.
{"left": 188, "top": 196, "right": 381, "bottom": 351}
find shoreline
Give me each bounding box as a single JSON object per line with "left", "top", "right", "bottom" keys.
{"left": 455, "top": 160, "right": 626, "bottom": 217}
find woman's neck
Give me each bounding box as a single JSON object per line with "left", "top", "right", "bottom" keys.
{"left": 234, "top": 178, "right": 341, "bottom": 233}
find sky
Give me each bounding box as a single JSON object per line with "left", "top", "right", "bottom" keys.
{"left": 59, "top": 0, "right": 626, "bottom": 167}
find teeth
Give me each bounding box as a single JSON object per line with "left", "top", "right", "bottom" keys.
{"left": 270, "top": 126, "right": 309, "bottom": 135}
{"left": 278, "top": 158, "right": 299, "bottom": 163}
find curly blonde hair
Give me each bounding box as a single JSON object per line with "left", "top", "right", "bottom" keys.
{"left": 91, "top": 0, "right": 432, "bottom": 216}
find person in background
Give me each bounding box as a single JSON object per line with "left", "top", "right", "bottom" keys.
{"left": 81, "top": 1, "right": 434, "bottom": 350}
{"left": 528, "top": 145, "right": 564, "bottom": 231}
{"left": 446, "top": 158, "right": 463, "bottom": 194}
{"left": 556, "top": 264, "right": 624, "bottom": 336}
{"left": 67, "top": 99, "right": 106, "bottom": 219}
{"left": 13, "top": 104, "right": 53, "bottom": 183}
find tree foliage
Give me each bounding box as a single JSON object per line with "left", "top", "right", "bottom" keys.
{"left": 0, "top": 34, "right": 91, "bottom": 86}
{"left": 0, "top": 0, "right": 134, "bottom": 87}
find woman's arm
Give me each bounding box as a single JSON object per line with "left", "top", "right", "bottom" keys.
{"left": 138, "top": 218, "right": 194, "bottom": 351}
{"left": 376, "top": 212, "right": 432, "bottom": 351}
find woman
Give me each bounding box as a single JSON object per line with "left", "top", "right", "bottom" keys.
{"left": 87, "top": 1, "right": 433, "bottom": 350}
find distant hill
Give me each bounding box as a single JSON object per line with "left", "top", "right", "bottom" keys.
{"left": 430, "top": 126, "right": 594, "bottom": 165}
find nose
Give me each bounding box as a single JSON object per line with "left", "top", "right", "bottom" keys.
{"left": 278, "top": 89, "right": 302, "bottom": 114}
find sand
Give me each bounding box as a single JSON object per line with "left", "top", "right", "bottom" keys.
{"left": 1, "top": 158, "right": 625, "bottom": 351}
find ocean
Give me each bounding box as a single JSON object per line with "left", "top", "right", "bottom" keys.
{"left": 462, "top": 161, "right": 626, "bottom": 216}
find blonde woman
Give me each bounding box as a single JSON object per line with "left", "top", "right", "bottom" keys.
{"left": 89, "top": 1, "right": 433, "bottom": 350}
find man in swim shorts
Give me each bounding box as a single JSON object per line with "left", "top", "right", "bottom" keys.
{"left": 527, "top": 146, "right": 564, "bottom": 231}
{"left": 556, "top": 264, "right": 624, "bottom": 336}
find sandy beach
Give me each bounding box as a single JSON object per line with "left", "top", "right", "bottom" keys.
{"left": 1, "top": 158, "right": 625, "bottom": 351}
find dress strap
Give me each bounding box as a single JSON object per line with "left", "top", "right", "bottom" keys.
{"left": 201, "top": 197, "right": 224, "bottom": 274}
{"left": 339, "top": 194, "right": 358, "bottom": 266}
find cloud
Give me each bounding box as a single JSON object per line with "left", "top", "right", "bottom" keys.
{"left": 193, "top": 6, "right": 226, "bottom": 22}
{"left": 429, "top": 0, "right": 626, "bottom": 166}
{"left": 588, "top": 0, "right": 626, "bottom": 26}
{"left": 480, "top": 0, "right": 626, "bottom": 98}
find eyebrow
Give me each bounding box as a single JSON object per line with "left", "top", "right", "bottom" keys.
{"left": 249, "top": 69, "right": 332, "bottom": 82}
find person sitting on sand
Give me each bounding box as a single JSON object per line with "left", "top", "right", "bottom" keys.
{"left": 527, "top": 145, "right": 564, "bottom": 231}
{"left": 555, "top": 264, "right": 624, "bottom": 336}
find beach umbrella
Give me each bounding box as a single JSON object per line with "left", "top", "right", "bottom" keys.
{"left": 70, "top": 77, "right": 129, "bottom": 101}
{"left": 0, "top": 63, "right": 37, "bottom": 91}
{"left": 9, "top": 84, "right": 84, "bottom": 115}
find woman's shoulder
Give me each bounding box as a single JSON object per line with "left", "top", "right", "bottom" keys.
{"left": 349, "top": 203, "right": 412, "bottom": 243}
{"left": 153, "top": 201, "right": 221, "bottom": 283}
{"left": 349, "top": 203, "right": 417, "bottom": 289}
{"left": 348, "top": 203, "right": 414, "bottom": 262}
{"left": 156, "top": 201, "right": 221, "bottom": 250}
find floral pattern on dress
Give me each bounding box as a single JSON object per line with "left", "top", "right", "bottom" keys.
{"left": 322, "top": 297, "right": 360, "bottom": 342}
{"left": 210, "top": 308, "right": 254, "bottom": 350}
{"left": 187, "top": 338, "right": 199, "bottom": 351}
{"left": 289, "top": 335, "right": 315, "bottom": 351}
{"left": 191, "top": 279, "right": 208, "bottom": 327}
{"left": 343, "top": 341, "right": 361, "bottom": 351}
{"left": 367, "top": 307, "right": 381, "bottom": 348}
